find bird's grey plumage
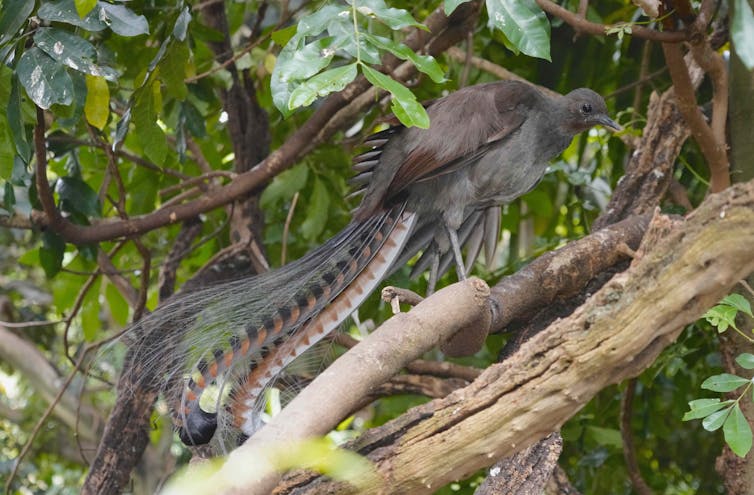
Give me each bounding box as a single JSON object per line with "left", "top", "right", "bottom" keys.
{"left": 354, "top": 80, "right": 619, "bottom": 288}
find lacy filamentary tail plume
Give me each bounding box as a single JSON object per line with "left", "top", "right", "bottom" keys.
{"left": 122, "top": 80, "right": 619, "bottom": 449}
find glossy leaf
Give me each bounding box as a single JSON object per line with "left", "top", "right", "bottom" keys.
{"left": 0, "top": 0, "right": 34, "bottom": 43}
{"left": 57, "top": 176, "right": 101, "bottom": 217}
{"left": 732, "top": 0, "right": 754, "bottom": 70}
{"left": 363, "top": 34, "right": 445, "bottom": 83}
{"left": 289, "top": 63, "right": 358, "bottom": 109}
{"left": 37, "top": 0, "right": 108, "bottom": 31}
{"left": 84, "top": 74, "right": 109, "bottom": 129}
{"left": 100, "top": 3, "right": 150, "bottom": 37}
{"left": 361, "top": 65, "right": 429, "bottom": 128}
{"left": 486, "top": 0, "right": 551, "bottom": 61}
{"left": 701, "top": 373, "right": 750, "bottom": 393}
{"left": 352, "top": 0, "right": 426, "bottom": 30}
{"left": 39, "top": 231, "right": 65, "bottom": 278}
{"left": 16, "top": 48, "right": 74, "bottom": 109}
{"left": 34, "top": 28, "right": 118, "bottom": 81}
{"left": 724, "top": 403, "right": 753, "bottom": 457}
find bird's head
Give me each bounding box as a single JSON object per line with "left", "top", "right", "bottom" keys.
{"left": 562, "top": 88, "right": 621, "bottom": 134}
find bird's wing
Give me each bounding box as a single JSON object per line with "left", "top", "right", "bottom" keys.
{"left": 384, "top": 81, "right": 534, "bottom": 197}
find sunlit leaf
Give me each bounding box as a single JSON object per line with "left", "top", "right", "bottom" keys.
{"left": 74, "top": 0, "right": 97, "bottom": 18}
{"left": 173, "top": 6, "right": 191, "bottom": 41}
{"left": 486, "top": 0, "right": 551, "bottom": 61}
{"left": 724, "top": 403, "right": 753, "bottom": 457}
{"left": 721, "top": 293, "right": 753, "bottom": 318}
{"left": 353, "top": 0, "right": 426, "bottom": 30}
{"left": 362, "top": 34, "right": 445, "bottom": 83}
{"left": 289, "top": 63, "right": 358, "bottom": 109}
{"left": 361, "top": 65, "right": 429, "bottom": 128}
{"left": 84, "top": 74, "right": 109, "bottom": 129}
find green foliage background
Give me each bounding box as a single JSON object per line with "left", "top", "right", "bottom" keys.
{"left": 0, "top": 0, "right": 750, "bottom": 493}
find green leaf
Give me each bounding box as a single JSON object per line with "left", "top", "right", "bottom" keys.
{"left": 683, "top": 398, "right": 734, "bottom": 421}
{"left": 261, "top": 164, "right": 309, "bottom": 209}
{"left": 361, "top": 65, "right": 429, "bottom": 128}
{"left": 8, "top": 74, "right": 30, "bottom": 162}
{"left": 37, "top": 0, "right": 108, "bottom": 31}
{"left": 289, "top": 63, "right": 358, "bottom": 110}
{"left": 724, "top": 403, "right": 753, "bottom": 457}
{"left": 702, "top": 373, "right": 750, "bottom": 393}
{"left": 160, "top": 42, "right": 190, "bottom": 100}
{"left": 57, "top": 176, "right": 101, "bottom": 217}
{"left": 105, "top": 282, "right": 129, "bottom": 327}
{"left": 39, "top": 231, "right": 66, "bottom": 278}
{"left": 353, "top": 0, "right": 426, "bottom": 30}
{"left": 732, "top": 0, "right": 754, "bottom": 70}
{"left": 17, "top": 48, "right": 74, "bottom": 109}
{"left": 100, "top": 3, "right": 149, "bottom": 37}
{"left": 445, "top": 0, "right": 471, "bottom": 15}
{"left": 271, "top": 36, "right": 339, "bottom": 116}
{"left": 362, "top": 34, "right": 445, "bottom": 83}
{"left": 301, "top": 177, "right": 330, "bottom": 241}
{"left": 271, "top": 25, "right": 298, "bottom": 46}
{"left": 486, "top": 0, "right": 551, "bottom": 61}
{"left": 75, "top": 0, "right": 98, "bottom": 18}
{"left": 702, "top": 407, "right": 730, "bottom": 432}
{"left": 585, "top": 426, "right": 623, "bottom": 448}
{"left": 84, "top": 74, "right": 110, "bottom": 129}
{"left": 34, "top": 28, "right": 118, "bottom": 81}
{"left": 722, "top": 293, "right": 753, "bottom": 317}
{"left": 704, "top": 304, "right": 739, "bottom": 333}
{"left": 0, "top": 0, "right": 34, "bottom": 43}
{"left": 132, "top": 81, "right": 167, "bottom": 165}
{"left": 737, "top": 353, "right": 754, "bottom": 370}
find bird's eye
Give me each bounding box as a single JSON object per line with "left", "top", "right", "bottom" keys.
{"left": 581, "top": 103, "right": 592, "bottom": 114}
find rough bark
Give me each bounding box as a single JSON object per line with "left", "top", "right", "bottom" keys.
{"left": 256, "top": 181, "right": 754, "bottom": 494}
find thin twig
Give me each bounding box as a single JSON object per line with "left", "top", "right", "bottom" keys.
{"left": 280, "top": 191, "right": 299, "bottom": 265}
{"left": 620, "top": 378, "right": 654, "bottom": 495}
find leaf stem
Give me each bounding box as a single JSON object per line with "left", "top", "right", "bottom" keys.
{"left": 350, "top": 0, "right": 361, "bottom": 64}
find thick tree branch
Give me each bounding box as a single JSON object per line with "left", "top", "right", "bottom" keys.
{"left": 265, "top": 180, "right": 754, "bottom": 494}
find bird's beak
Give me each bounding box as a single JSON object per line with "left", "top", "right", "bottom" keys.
{"left": 595, "top": 114, "right": 622, "bottom": 131}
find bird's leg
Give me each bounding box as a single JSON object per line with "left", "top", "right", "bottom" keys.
{"left": 427, "top": 249, "right": 440, "bottom": 296}
{"left": 446, "top": 226, "right": 466, "bottom": 281}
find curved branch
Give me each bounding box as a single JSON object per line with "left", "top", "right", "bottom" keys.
{"left": 266, "top": 180, "right": 754, "bottom": 494}
{"left": 535, "top": 0, "right": 688, "bottom": 42}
